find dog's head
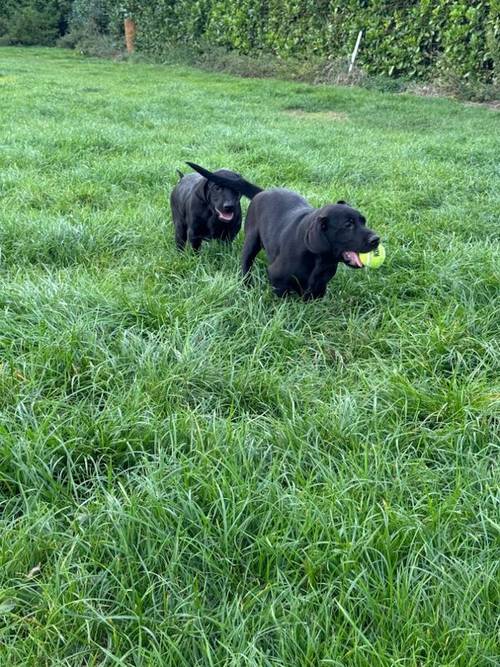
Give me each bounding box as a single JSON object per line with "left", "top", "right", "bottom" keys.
{"left": 305, "top": 202, "right": 379, "bottom": 268}
{"left": 204, "top": 169, "right": 242, "bottom": 223}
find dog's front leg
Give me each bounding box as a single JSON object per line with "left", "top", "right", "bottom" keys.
{"left": 187, "top": 229, "right": 203, "bottom": 252}
{"left": 175, "top": 223, "right": 188, "bottom": 250}
{"left": 304, "top": 261, "right": 338, "bottom": 300}
{"left": 187, "top": 219, "right": 205, "bottom": 252}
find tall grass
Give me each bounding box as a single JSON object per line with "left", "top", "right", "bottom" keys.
{"left": 0, "top": 47, "right": 498, "bottom": 665}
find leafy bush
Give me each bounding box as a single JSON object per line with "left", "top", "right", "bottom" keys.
{"left": 69, "top": 0, "right": 113, "bottom": 34}
{"left": 124, "top": 0, "right": 497, "bottom": 84}
{"left": 3, "top": 0, "right": 497, "bottom": 87}
{"left": 3, "top": 7, "right": 59, "bottom": 46}
{"left": 0, "top": 0, "right": 72, "bottom": 45}
{"left": 57, "top": 0, "right": 125, "bottom": 56}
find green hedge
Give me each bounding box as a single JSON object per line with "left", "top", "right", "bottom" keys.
{"left": 127, "top": 0, "right": 498, "bottom": 82}
{"left": 0, "top": 0, "right": 72, "bottom": 45}
{"left": 2, "top": 1, "right": 497, "bottom": 82}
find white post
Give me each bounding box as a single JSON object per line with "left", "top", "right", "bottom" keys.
{"left": 348, "top": 30, "right": 363, "bottom": 74}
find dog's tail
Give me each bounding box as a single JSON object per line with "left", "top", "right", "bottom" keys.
{"left": 186, "top": 161, "right": 262, "bottom": 199}
{"left": 176, "top": 169, "right": 185, "bottom": 181}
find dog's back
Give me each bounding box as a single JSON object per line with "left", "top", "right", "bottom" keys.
{"left": 246, "top": 189, "right": 311, "bottom": 250}
{"left": 171, "top": 172, "right": 202, "bottom": 215}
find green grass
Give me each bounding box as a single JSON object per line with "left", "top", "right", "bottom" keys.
{"left": 0, "top": 46, "right": 499, "bottom": 666}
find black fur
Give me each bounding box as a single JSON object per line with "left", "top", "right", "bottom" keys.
{"left": 170, "top": 163, "right": 257, "bottom": 251}
{"left": 241, "top": 190, "right": 380, "bottom": 300}
{"left": 185, "top": 162, "right": 380, "bottom": 300}
{"left": 186, "top": 162, "right": 262, "bottom": 200}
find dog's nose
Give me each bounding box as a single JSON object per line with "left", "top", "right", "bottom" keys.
{"left": 368, "top": 234, "right": 380, "bottom": 249}
{"left": 222, "top": 203, "right": 235, "bottom": 213}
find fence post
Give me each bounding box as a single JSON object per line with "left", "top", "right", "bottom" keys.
{"left": 124, "top": 18, "right": 136, "bottom": 54}
{"left": 349, "top": 31, "right": 363, "bottom": 74}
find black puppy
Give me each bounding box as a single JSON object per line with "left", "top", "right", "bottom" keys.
{"left": 170, "top": 163, "right": 258, "bottom": 251}
{"left": 187, "top": 163, "right": 379, "bottom": 301}
{"left": 242, "top": 191, "right": 379, "bottom": 299}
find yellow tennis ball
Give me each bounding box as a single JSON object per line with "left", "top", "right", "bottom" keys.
{"left": 359, "top": 243, "right": 386, "bottom": 269}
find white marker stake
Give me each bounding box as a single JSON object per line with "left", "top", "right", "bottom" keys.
{"left": 348, "top": 30, "right": 363, "bottom": 74}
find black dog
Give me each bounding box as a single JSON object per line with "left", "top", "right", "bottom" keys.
{"left": 187, "top": 164, "right": 379, "bottom": 300}
{"left": 170, "top": 163, "right": 259, "bottom": 251}
{"left": 242, "top": 191, "right": 380, "bottom": 299}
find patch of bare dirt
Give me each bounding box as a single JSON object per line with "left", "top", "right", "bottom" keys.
{"left": 405, "top": 82, "right": 499, "bottom": 110}
{"left": 465, "top": 99, "right": 500, "bottom": 110}
{"left": 283, "top": 109, "right": 348, "bottom": 121}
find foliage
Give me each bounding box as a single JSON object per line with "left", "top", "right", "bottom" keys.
{"left": 123, "top": 0, "right": 498, "bottom": 83}
{"left": 0, "top": 0, "right": 72, "bottom": 45}
{"left": 1, "top": 1, "right": 497, "bottom": 82}
{"left": 3, "top": 7, "right": 58, "bottom": 46}
{"left": 57, "top": 0, "right": 125, "bottom": 54}
{"left": 69, "top": 0, "right": 113, "bottom": 33}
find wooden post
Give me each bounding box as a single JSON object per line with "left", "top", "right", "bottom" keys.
{"left": 124, "top": 17, "right": 136, "bottom": 53}
{"left": 348, "top": 30, "right": 363, "bottom": 74}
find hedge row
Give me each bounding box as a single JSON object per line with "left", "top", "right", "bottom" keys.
{"left": 128, "top": 0, "right": 498, "bottom": 82}
{"left": 0, "top": 0, "right": 72, "bottom": 45}
{"left": 0, "top": 1, "right": 498, "bottom": 82}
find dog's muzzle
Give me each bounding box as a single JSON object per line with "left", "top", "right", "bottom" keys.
{"left": 216, "top": 208, "right": 235, "bottom": 222}
{"left": 342, "top": 251, "right": 363, "bottom": 268}
{"left": 342, "top": 235, "right": 380, "bottom": 268}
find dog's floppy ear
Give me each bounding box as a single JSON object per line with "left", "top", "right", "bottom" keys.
{"left": 186, "top": 161, "right": 262, "bottom": 199}
{"left": 305, "top": 215, "right": 330, "bottom": 254}
{"left": 187, "top": 162, "right": 223, "bottom": 186}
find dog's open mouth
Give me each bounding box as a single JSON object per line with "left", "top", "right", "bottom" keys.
{"left": 216, "top": 209, "right": 234, "bottom": 222}
{"left": 342, "top": 251, "right": 364, "bottom": 268}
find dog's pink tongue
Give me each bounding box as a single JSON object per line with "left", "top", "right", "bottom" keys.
{"left": 343, "top": 251, "right": 363, "bottom": 267}
{"left": 217, "top": 209, "right": 234, "bottom": 221}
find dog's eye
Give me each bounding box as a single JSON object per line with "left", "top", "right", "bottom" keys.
{"left": 345, "top": 218, "right": 355, "bottom": 228}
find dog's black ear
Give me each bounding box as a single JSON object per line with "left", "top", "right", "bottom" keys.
{"left": 187, "top": 162, "right": 220, "bottom": 183}
{"left": 305, "top": 215, "right": 330, "bottom": 254}
{"left": 186, "top": 161, "right": 262, "bottom": 199}
{"left": 337, "top": 200, "right": 346, "bottom": 205}
{"left": 176, "top": 169, "right": 184, "bottom": 181}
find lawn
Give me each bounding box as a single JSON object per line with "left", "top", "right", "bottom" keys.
{"left": 0, "top": 47, "right": 499, "bottom": 666}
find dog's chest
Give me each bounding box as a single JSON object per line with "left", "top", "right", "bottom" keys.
{"left": 204, "top": 213, "right": 238, "bottom": 239}
{"left": 286, "top": 254, "right": 336, "bottom": 289}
